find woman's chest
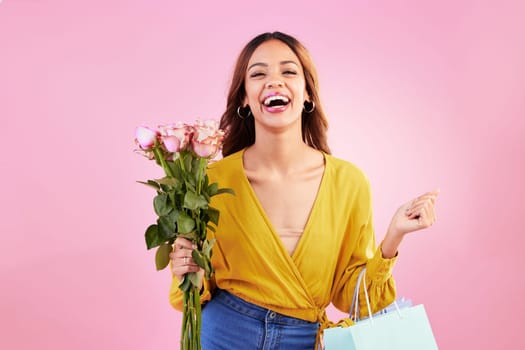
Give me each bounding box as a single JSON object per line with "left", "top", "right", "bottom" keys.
{"left": 247, "top": 172, "right": 323, "bottom": 232}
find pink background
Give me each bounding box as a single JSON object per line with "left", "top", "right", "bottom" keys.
{"left": 1, "top": 0, "right": 524, "bottom": 349}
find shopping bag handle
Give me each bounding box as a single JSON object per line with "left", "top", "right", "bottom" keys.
{"left": 351, "top": 268, "right": 373, "bottom": 322}
{"left": 349, "top": 267, "right": 366, "bottom": 321}
{"left": 349, "top": 267, "right": 402, "bottom": 323}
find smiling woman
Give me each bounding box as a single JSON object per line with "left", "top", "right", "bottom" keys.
{"left": 243, "top": 40, "right": 310, "bottom": 132}
{"left": 220, "top": 32, "right": 331, "bottom": 157}
{"left": 168, "top": 31, "right": 439, "bottom": 350}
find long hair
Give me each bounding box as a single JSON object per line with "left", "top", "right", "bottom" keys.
{"left": 220, "top": 32, "right": 331, "bottom": 157}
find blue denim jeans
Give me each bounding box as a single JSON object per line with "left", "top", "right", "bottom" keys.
{"left": 201, "top": 289, "right": 320, "bottom": 350}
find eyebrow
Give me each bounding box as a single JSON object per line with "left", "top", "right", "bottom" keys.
{"left": 248, "top": 60, "right": 299, "bottom": 71}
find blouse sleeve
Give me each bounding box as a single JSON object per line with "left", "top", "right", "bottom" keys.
{"left": 330, "top": 177, "right": 397, "bottom": 318}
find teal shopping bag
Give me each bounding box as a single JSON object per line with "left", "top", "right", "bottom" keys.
{"left": 323, "top": 304, "right": 438, "bottom": 350}
{"left": 323, "top": 268, "right": 438, "bottom": 350}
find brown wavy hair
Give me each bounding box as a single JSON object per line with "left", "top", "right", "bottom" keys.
{"left": 220, "top": 32, "right": 331, "bottom": 157}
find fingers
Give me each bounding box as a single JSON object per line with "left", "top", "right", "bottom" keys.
{"left": 412, "top": 191, "right": 439, "bottom": 206}
{"left": 174, "top": 237, "right": 196, "bottom": 250}
{"left": 170, "top": 238, "right": 200, "bottom": 280}
{"left": 407, "top": 190, "right": 439, "bottom": 211}
{"left": 414, "top": 204, "right": 435, "bottom": 228}
{"left": 405, "top": 189, "right": 439, "bottom": 228}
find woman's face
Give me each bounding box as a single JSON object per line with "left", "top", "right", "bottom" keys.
{"left": 243, "top": 39, "right": 309, "bottom": 132}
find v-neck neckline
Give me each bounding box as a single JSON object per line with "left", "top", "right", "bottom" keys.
{"left": 238, "top": 148, "right": 329, "bottom": 261}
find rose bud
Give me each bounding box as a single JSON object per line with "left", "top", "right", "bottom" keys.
{"left": 135, "top": 126, "right": 159, "bottom": 150}
{"left": 192, "top": 139, "right": 219, "bottom": 158}
{"left": 161, "top": 135, "right": 182, "bottom": 153}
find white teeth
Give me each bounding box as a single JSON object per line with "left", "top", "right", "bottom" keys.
{"left": 263, "top": 95, "right": 290, "bottom": 106}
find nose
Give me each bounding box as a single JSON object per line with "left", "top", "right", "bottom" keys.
{"left": 265, "top": 80, "right": 284, "bottom": 88}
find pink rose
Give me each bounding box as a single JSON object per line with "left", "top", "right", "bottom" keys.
{"left": 159, "top": 122, "right": 194, "bottom": 152}
{"left": 135, "top": 126, "right": 159, "bottom": 150}
{"left": 192, "top": 120, "right": 225, "bottom": 158}
{"left": 161, "top": 135, "right": 181, "bottom": 152}
{"left": 193, "top": 120, "right": 219, "bottom": 142}
{"left": 192, "top": 140, "right": 219, "bottom": 158}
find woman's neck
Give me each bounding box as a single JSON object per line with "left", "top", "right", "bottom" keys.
{"left": 244, "top": 125, "right": 317, "bottom": 175}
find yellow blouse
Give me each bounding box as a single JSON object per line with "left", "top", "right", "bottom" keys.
{"left": 169, "top": 149, "right": 397, "bottom": 336}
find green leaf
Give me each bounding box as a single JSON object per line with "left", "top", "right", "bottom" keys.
{"left": 168, "top": 160, "right": 182, "bottom": 180}
{"left": 145, "top": 224, "right": 161, "bottom": 250}
{"left": 178, "top": 275, "right": 191, "bottom": 292}
{"left": 155, "top": 243, "right": 172, "bottom": 270}
{"left": 157, "top": 210, "right": 178, "bottom": 240}
{"left": 153, "top": 193, "right": 172, "bottom": 216}
{"left": 186, "top": 175, "right": 197, "bottom": 192}
{"left": 184, "top": 153, "right": 193, "bottom": 173}
{"left": 178, "top": 232, "right": 197, "bottom": 242}
{"left": 183, "top": 191, "right": 208, "bottom": 210}
{"left": 191, "top": 157, "right": 201, "bottom": 177}
{"left": 192, "top": 249, "right": 213, "bottom": 279}
{"left": 159, "top": 184, "right": 171, "bottom": 192}
{"left": 206, "top": 206, "right": 220, "bottom": 226}
{"left": 206, "top": 224, "right": 216, "bottom": 233}
{"left": 168, "top": 208, "right": 180, "bottom": 224}
{"left": 137, "top": 180, "right": 160, "bottom": 191}
{"left": 187, "top": 271, "right": 202, "bottom": 289}
{"left": 177, "top": 212, "right": 195, "bottom": 234}
{"left": 214, "top": 188, "right": 236, "bottom": 196}
{"left": 185, "top": 177, "right": 196, "bottom": 191}
{"left": 208, "top": 183, "right": 218, "bottom": 196}
{"left": 205, "top": 261, "right": 213, "bottom": 279}
{"left": 191, "top": 249, "right": 206, "bottom": 269}
{"left": 168, "top": 191, "right": 177, "bottom": 209}
{"left": 202, "top": 238, "right": 216, "bottom": 257}
{"left": 154, "top": 176, "right": 180, "bottom": 188}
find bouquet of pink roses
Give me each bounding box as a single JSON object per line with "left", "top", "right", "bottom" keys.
{"left": 135, "top": 120, "right": 233, "bottom": 350}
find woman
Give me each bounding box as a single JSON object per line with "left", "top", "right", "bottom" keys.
{"left": 169, "top": 31, "right": 438, "bottom": 349}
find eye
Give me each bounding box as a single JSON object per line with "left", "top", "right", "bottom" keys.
{"left": 283, "top": 70, "right": 297, "bottom": 76}
{"left": 249, "top": 72, "right": 265, "bottom": 78}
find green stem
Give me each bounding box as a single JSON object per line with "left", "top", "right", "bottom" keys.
{"left": 153, "top": 146, "right": 174, "bottom": 178}
{"left": 188, "top": 289, "right": 195, "bottom": 349}
{"left": 196, "top": 157, "right": 206, "bottom": 195}
{"left": 194, "top": 286, "right": 202, "bottom": 348}
{"left": 181, "top": 290, "right": 188, "bottom": 350}
{"left": 190, "top": 287, "right": 196, "bottom": 350}
{"left": 184, "top": 290, "right": 190, "bottom": 350}
{"left": 179, "top": 151, "right": 187, "bottom": 173}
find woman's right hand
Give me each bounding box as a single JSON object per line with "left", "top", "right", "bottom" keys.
{"left": 170, "top": 237, "right": 203, "bottom": 282}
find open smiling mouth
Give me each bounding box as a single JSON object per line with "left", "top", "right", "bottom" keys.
{"left": 263, "top": 95, "right": 290, "bottom": 109}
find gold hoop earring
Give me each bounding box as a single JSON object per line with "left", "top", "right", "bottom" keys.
{"left": 237, "top": 106, "right": 252, "bottom": 119}
{"left": 303, "top": 101, "right": 315, "bottom": 113}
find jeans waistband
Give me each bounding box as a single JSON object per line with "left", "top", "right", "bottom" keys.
{"left": 213, "top": 289, "right": 318, "bottom": 326}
